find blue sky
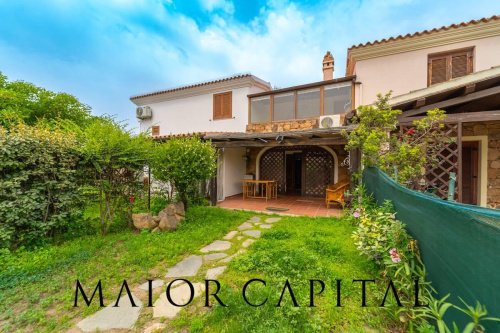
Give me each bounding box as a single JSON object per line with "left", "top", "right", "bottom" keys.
{"left": 0, "top": 0, "right": 499, "bottom": 128}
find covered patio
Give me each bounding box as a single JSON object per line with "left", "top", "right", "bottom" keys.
{"left": 217, "top": 194, "right": 343, "bottom": 217}
{"left": 205, "top": 127, "right": 358, "bottom": 216}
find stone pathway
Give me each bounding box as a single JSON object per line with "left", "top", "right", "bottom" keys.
{"left": 77, "top": 295, "right": 143, "bottom": 332}
{"left": 76, "top": 216, "right": 281, "bottom": 332}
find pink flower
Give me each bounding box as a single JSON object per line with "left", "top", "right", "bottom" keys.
{"left": 389, "top": 248, "right": 401, "bottom": 263}
{"left": 353, "top": 208, "right": 361, "bottom": 218}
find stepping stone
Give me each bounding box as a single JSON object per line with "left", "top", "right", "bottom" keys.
{"left": 236, "top": 236, "right": 243, "bottom": 240}
{"left": 223, "top": 230, "right": 238, "bottom": 240}
{"left": 243, "top": 230, "right": 261, "bottom": 238}
{"left": 206, "top": 266, "right": 227, "bottom": 279}
{"left": 168, "top": 280, "right": 184, "bottom": 288}
{"left": 153, "top": 282, "right": 204, "bottom": 318}
{"left": 219, "top": 250, "right": 244, "bottom": 263}
{"left": 165, "top": 255, "right": 202, "bottom": 277}
{"left": 260, "top": 224, "right": 272, "bottom": 229}
{"left": 200, "top": 240, "right": 232, "bottom": 253}
{"left": 77, "top": 294, "right": 142, "bottom": 332}
{"left": 266, "top": 217, "right": 282, "bottom": 223}
{"left": 238, "top": 222, "right": 253, "bottom": 231}
{"left": 144, "top": 323, "right": 166, "bottom": 333}
{"left": 138, "top": 279, "right": 164, "bottom": 291}
{"left": 249, "top": 216, "right": 261, "bottom": 223}
{"left": 203, "top": 253, "right": 228, "bottom": 262}
{"left": 242, "top": 239, "right": 255, "bottom": 248}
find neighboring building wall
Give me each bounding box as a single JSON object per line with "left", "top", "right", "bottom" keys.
{"left": 138, "top": 85, "right": 267, "bottom": 135}
{"left": 221, "top": 147, "right": 247, "bottom": 199}
{"left": 354, "top": 35, "right": 500, "bottom": 105}
{"left": 462, "top": 121, "right": 500, "bottom": 208}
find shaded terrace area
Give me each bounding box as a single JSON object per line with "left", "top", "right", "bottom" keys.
{"left": 218, "top": 194, "right": 343, "bottom": 217}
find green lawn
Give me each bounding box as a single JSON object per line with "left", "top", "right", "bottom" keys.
{"left": 168, "top": 215, "right": 399, "bottom": 333}
{"left": 0, "top": 207, "right": 254, "bottom": 332}
{"left": 0, "top": 208, "right": 400, "bottom": 333}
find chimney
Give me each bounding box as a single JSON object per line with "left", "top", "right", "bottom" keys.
{"left": 322, "top": 51, "right": 334, "bottom": 80}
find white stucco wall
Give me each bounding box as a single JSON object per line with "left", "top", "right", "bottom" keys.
{"left": 221, "top": 147, "right": 246, "bottom": 200}
{"left": 138, "top": 85, "right": 267, "bottom": 135}
{"left": 354, "top": 35, "right": 500, "bottom": 105}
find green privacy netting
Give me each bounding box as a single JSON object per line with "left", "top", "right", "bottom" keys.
{"left": 363, "top": 167, "right": 500, "bottom": 331}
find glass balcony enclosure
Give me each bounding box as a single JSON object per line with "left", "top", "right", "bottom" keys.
{"left": 249, "top": 78, "right": 354, "bottom": 124}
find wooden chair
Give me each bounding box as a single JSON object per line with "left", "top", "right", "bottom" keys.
{"left": 325, "top": 181, "right": 350, "bottom": 208}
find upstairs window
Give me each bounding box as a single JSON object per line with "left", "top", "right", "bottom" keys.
{"left": 428, "top": 48, "right": 473, "bottom": 86}
{"left": 213, "top": 91, "right": 232, "bottom": 120}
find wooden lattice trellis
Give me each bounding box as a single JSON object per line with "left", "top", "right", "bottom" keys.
{"left": 304, "top": 149, "right": 333, "bottom": 196}
{"left": 259, "top": 146, "right": 334, "bottom": 197}
{"left": 260, "top": 150, "right": 286, "bottom": 193}
{"left": 400, "top": 122, "right": 462, "bottom": 201}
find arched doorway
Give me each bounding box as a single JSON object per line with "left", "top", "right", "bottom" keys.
{"left": 259, "top": 146, "right": 336, "bottom": 197}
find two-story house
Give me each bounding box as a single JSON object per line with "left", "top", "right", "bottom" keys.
{"left": 347, "top": 15, "right": 500, "bottom": 208}
{"left": 131, "top": 15, "right": 500, "bottom": 209}
{"left": 132, "top": 53, "right": 356, "bottom": 205}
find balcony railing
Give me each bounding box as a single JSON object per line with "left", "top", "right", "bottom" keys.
{"left": 248, "top": 76, "right": 355, "bottom": 124}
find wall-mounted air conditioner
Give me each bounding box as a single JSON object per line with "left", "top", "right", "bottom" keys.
{"left": 319, "top": 115, "right": 341, "bottom": 128}
{"left": 136, "top": 106, "right": 153, "bottom": 119}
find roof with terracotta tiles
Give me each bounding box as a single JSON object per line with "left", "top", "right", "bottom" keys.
{"left": 130, "top": 73, "right": 270, "bottom": 101}
{"left": 348, "top": 15, "right": 499, "bottom": 50}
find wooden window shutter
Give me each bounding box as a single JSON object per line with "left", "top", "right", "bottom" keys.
{"left": 429, "top": 57, "right": 447, "bottom": 85}
{"left": 451, "top": 54, "right": 468, "bottom": 79}
{"left": 213, "top": 93, "right": 223, "bottom": 119}
{"left": 428, "top": 48, "right": 473, "bottom": 86}
{"left": 213, "top": 92, "right": 232, "bottom": 120}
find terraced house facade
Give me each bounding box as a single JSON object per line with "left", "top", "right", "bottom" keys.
{"left": 132, "top": 15, "right": 500, "bottom": 209}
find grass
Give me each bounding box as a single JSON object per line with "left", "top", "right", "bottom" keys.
{"left": 0, "top": 206, "right": 255, "bottom": 332}
{"left": 0, "top": 208, "right": 400, "bottom": 332}
{"left": 168, "top": 215, "right": 400, "bottom": 333}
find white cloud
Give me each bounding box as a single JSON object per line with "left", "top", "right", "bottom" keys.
{"left": 199, "top": 0, "right": 235, "bottom": 14}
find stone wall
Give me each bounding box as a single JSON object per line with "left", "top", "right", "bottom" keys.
{"left": 246, "top": 119, "right": 319, "bottom": 133}
{"left": 462, "top": 121, "right": 500, "bottom": 208}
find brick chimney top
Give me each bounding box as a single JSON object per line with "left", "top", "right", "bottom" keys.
{"left": 322, "top": 51, "right": 334, "bottom": 80}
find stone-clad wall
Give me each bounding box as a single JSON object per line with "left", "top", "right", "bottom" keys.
{"left": 462, "top": 121, "right": 500, "bottom": 208}
{"left": 246, "top": 119, "right": 319, "bottom": 133}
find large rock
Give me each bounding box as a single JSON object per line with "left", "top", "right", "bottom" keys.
{"left": 157, "top": 203, "right": 184, "bottom": 231}
{"left": 132, "top": 213, "right": 157, "bottom": 230}
{"left": 174, "top": 201, "right": 185, "bottom": 216}
{"left": 158, "top": 214, "right": 179, "bottom": 231}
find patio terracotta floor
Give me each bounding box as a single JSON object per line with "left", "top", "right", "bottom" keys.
{"left": 217, "top": 194, "right": 343, "bottom": 217}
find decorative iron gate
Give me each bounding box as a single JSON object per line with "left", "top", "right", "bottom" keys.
{"left": 259, "top": 146, "right": 334, "bottom": 197}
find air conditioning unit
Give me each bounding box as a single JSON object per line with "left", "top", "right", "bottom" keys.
{"left": 319, "top": 115, "right": 341, "bottom": 129}
{"left": 136, "top": 106, "right": 152, "bottom": 119}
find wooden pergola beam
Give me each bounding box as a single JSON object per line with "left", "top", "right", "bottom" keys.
{"left": 212, "top": 137, "right": 347, "bottom": 148}
{"left": 399, "top": 110, "right": 500, "bottom": 124}
{"left": 401, "top": 85, "right": 500, "bottom": 117}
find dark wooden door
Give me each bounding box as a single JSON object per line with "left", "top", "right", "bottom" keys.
{"left": 285, "top": 153, "right": 302, "bottom": 194}
{"left": 462, "top": 141, "right": 479, "bottom": 205}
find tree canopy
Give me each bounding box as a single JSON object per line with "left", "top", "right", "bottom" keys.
{"left": 0, "top": 72, "right": 91, "bottom": 128}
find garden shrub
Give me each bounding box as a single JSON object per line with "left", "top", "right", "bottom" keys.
{"left": 79, "top": 118, "right": 152, "bottom": 234}
{"left": 345, "top": 92, "right": 450, "bottom": 188}
{"left": 348, "top": 186, "right": 499, "bottom": 332}
{"left": 0, "top": 124, "right": 81, "bottom": 249}
{"left": 151, "top": 136, "right": 217, "bottom": 209}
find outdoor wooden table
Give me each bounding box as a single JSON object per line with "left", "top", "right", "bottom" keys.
{"left": 242, "top": 179, "right": 276, "bottom": 201}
